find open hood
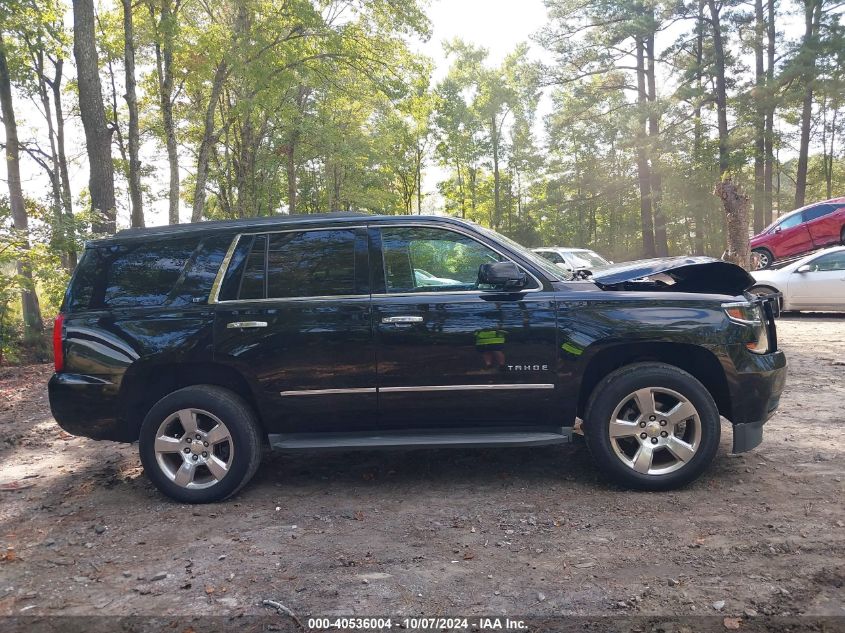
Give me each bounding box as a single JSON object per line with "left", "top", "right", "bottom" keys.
{"left": 588, "top": 256, "right": 755, "bottom": 296}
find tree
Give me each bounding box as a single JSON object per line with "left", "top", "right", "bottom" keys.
{"left": 123, "top": 0, "right": 143, "bottom": 228}
{"left": 73, "top": 0, "right": 116, "bottom": 233}
{"left": 0, "top": 32, "right": 44, "bottom": 335}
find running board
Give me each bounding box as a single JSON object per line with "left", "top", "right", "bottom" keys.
{"left": 268, "top": 427, "right": 572, "bottom": 451}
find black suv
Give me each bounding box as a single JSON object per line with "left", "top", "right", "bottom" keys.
{"left": 49, "top": 213, "right": 786, "bottom": 503}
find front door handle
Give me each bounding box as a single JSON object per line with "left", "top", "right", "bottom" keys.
{"left": 227, "top": 321, "right": 268, "bottom": 329}
{"left": 381, "top": 316, "right": 423, "bottom": 325}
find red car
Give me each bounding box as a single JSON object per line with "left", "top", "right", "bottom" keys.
{"left": 750, "top": 197, "right": 845, "bottom": 268}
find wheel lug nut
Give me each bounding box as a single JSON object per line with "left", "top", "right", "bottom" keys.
{"left": 195, "top": 434, "right": 201, "bottom": 440}
{"left": 661, "top": 431, "right": 668, "bottom": 438}
{"left": 639, "top": 421, "right": 646, "bottom": 428}
{"left": 202, "top": 451, "right": 208, "bottom": 458}
{"left": 640, "top": 432, "right": 648, "bottom": 439}
{"left": 649, "top": 415, "right": 656, "bottom": 421}
{"left": 651, "top": 437, "right": 658, "bottom": 444}
{"left": 192, "top": 454, "right": 198, "bottom": 461}
{"left": 660, "top": 420, "right": 667, "bottom": 426}
{"left": 203, "top": 441, "right": 209, "bottom": 447}
{"left": 185, "top": 437, "right": 191, "bottom": 443}
{"left": 183, "top": 447, "right": 190, "bottom": 453}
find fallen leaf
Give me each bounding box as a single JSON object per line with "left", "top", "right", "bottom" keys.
{"left": 723, "top": 617, "right": 742, "bottom": 630}
{"left": 463, "top": 551, "right": 475, "bottom": 560}
{"left": 353, "top": 511, "right": 364, "bottom": 521}
{"left": 0, "top": 481, "right": 34, "bottom": 492}
{"left": 204, "top": 585, "right": 215, "bottom": 595}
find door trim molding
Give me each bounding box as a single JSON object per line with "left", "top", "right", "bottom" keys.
{"left": 279, "top": 384, "right": 554, "bottom": 397}
{"left": 279, "top": 387, "right": 377, "bottom": 397}
{"left": 379, "top": 384, "right": 554, "bottom": 393}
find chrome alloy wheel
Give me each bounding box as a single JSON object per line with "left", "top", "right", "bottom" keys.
{"left": 608, "top": 387, "right": 701, "bottom": 476}
{"left": 153, "top": 409, "right": 234, "bottom": 489}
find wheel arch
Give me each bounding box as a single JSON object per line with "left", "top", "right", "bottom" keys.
{"left": 577, "top": 342, "right": 731, "bottom": 420}
{"left": 119, "top": 362, "right": 264, "bottom": 442}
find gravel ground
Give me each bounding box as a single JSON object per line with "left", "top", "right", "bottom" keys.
{"left": 0, "top": 315, "right": 843, "bottom": 626}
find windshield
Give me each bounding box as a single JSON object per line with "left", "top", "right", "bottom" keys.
{"left": 568, "top": 250, "right": 609, "bottom": 268}
{"left": 476, "top": 226, "right": 570, "bottom": 282}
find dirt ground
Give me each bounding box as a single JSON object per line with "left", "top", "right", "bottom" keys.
{"left": 1, "top": 315, "right": 844, "bottom": 626}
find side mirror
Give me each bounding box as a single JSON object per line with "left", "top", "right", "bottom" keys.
{"left": 555, "top": 262, "right": 573, "bottom": 272}
{"left": 774, "top": 226, "right": 782, "bottom": 234}
{"left": 797, "top": 264, "right": 811, "bottom": 273}
{"left": 478, "top": 261, "right": 528, "bottom": 290}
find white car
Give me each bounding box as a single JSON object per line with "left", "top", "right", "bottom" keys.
{"left": 750, "top": 246, "right": 845, "bottom": 312}
{"left": 413, "top": 268, "right": 462, "bottom": 287}
{"left": 532, "top": 247, "right": 611, "bottom": 274}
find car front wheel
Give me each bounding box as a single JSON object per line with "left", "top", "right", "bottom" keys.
{"left": 583, "top": 363, "right": 721, "bottom": 491}
{"left": 139, "top": 385, "right": 262, "bottom": 503}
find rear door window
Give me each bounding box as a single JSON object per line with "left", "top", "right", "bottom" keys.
{"left": 802, "top": 205, "right": 834, "bottom": 223}
{"left": 223, "top": 229, "right": 358, "bottom": 301}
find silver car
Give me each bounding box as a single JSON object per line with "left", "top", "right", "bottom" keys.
{"left": 532, "top": 247, "right": 611, "bottom": 275}
{"left": 750, "top": 246, "right": 845, "bottom": 312}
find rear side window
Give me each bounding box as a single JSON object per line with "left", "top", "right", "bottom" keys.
{"left": 65, "top": 237, "right": 200, "bottom": 311}
{"left": 221, "top": 229, "right": 357, "bottom": 301}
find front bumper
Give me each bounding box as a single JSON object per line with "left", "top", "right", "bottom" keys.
{"left": 48, "top": 373, "right": 132, "bottom": 442}
{"left": 726, "top": 348, "right": 787, "bottom": 453}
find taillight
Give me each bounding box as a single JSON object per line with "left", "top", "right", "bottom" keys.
{"left": 722, "top": 301, "right": 769, "bottom": 354}
{"left": 53, "top": 313, "right": 64, "bottom": 372}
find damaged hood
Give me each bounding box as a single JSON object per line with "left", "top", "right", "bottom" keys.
{"left": 588, "top": 256, "right": 755, "bottom": 295}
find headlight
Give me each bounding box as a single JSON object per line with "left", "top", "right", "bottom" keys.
{"left": 722, "top": 301, "right": 769, "bottom": 354}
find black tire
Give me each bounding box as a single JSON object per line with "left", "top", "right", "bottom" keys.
{"left": 583, "top": 362, "right": 721, "bottom": 491}
{"left": 139, "top": 385, "right": 262, "bottom": 503}
{"left": 752, "top": 247, "right": 773, "bottom": 269}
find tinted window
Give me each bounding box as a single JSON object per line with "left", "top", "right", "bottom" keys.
{"left": 169, "top": 234, "right": 233, "bottom": 306}
{"left": 103, "top": 239, "right": 198, "bottom": 307}
{"left": 381, "top": 226, "right": 505, "bottom": 293}
{"left": 802, "top": 205, "right": 834, "bottom": 223}
{"left": 266, "top": 230, "right": 356, "bottom": 298}
{"left": 239, "top": 235, "right": 266, "bottom": 300}
{"left": 777, "top": 214, "right": 803, "bottom": 230}
{"left": 538, "top": 250, "right": 564, "bottom": 264}
{"left": 807, "top": 251, "right": 845, "bottom": 272}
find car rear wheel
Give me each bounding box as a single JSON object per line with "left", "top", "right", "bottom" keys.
{"left": 583, "top": 363, "right": 721, "bottom": 491}
{"left": 139, "top": 385, "right": 262, "bottom": 503}
{"left": 752, "top": 248, "right": 773, "bottom": 269}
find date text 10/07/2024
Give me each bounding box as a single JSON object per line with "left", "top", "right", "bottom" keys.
{"left": 305, "top": 618, "right": 528, "bottom": 630}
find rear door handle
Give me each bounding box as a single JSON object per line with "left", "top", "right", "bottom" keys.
{"left": 381, "top": 316, "right": 423, "bottom": 325}
{"left": 227, "top": 321, "right": 268, "bottom": 329}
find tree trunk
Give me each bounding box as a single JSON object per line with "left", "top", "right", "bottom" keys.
{"left": 191, "top": 60, "right": 227, "bottom": 222}
{"left": 73, "top": 0, "right": 116, "bottom": 233}
{"left": 0, "top": 38, "right": 44, "bottom": 335}
{"left": 692, "top": 0, "right": 706, "bottom": 255}
{"left": 123, "top": 0, "right": 144, "bottom": 228}
{"left": 714, "top": 178, "right": 751, "bottom": 269}
{"left": 31, "top": 47, "right": 66, "bottom": 268}
{"left": 708, "top": 0, "right": 730, "bottom": 175}
{"left": 153, "top": 0, "right": 180, "bottom": 224}
{"left": 646, "top": 30, "right": 668, "bottom": 256}
{"left": 635, "top": 36, "right": 656, "bottom": 258}
{"left": 763, "top": 0, "right": 775, "bottom": 226}
{"left": 491, "top": 113, "right": 500, "bottom": 230}
{"left": 51, "top": 59, "right": 77, "bottom": 268}
{"left": 794, "top": 0, "right": 822, "bottom": 209}
{"left": 753, "top": 0, "right": 765, "bottom": 233}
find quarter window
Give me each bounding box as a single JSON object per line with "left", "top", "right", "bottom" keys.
{"left": 380, "top": 226, "right": 520, "bottom": 293}
{"left": 100, "top": 238, "right": 198, "bottom": 308}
